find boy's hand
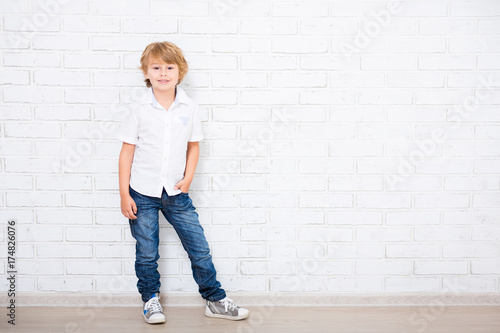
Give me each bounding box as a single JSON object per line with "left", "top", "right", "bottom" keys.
{"left": 174, "top": 179, "right": 191, "bottom": 193}
{"left": 121, "top": 195, "right": 137, "bottom": 220}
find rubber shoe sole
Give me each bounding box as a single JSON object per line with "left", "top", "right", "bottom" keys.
{"left": 204, "top": 305, "right": 249, "bottom": 321}
{"left": 143, "top": 312, "right": 166, "bottom": 324}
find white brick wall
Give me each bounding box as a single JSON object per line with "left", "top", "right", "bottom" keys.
{"left": 1, "top": 0, "right": 499, "bottom": 297}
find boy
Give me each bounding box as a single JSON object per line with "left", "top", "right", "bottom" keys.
{"left": 117, "top": 41, "right": 249, "bottom": 324}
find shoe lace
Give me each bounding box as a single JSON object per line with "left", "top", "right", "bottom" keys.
{"left": 148, "top": 297, "right": 162, "bottom": 313}
{"left": 220, "top": 297, "right": 238, "bottom": 312}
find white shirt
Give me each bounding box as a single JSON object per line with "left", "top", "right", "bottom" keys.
{"left": 117, "top": 86, "right": 204, "bottom": 198}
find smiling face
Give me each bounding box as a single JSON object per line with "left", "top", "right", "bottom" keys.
{"left": 143, "top": 57, "right": 179, "bottom": 92}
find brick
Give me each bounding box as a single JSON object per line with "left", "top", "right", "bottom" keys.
{"left": 356, "top": 227, "right": 412, "bottom": 242}
{"left": 271, "top": 73, "right": 327, "bottom": 88}
{"left": 386, "top": 211, "right": 440, "bottom": 225}
{"left": 473, "top": 194, "right": 500, "bottom": 208}
{"left": 300, "top": 89, "right": 357, "bottom": 105}
{"left": 301, "top": 18, "right": 356, "bottom": 35}
{"left": 443, "top": 276, "right": 497, "bottom": 292}
{"left": 299, "top": 158, "right": 354, "bottom": 174}
{"left": 359, "top": 90, "right": 413, "bottom": 105}
{"left": 418, "top": 55, "right": 475, "bottom": 70}
{"left": 241, "top": 55, "right": 296, "bottom": 71}
{"left": 33, "top": 35, "right": 88, "bottom": 51}
{"left": 241, "top": 90, "right": 298, "bottom": 105}
{"left": 415, "top": 227, "right": 470, "bottom": 242}
{"left": 91, "top": 0, "right": 148, "bottom": 15}
{"left": 182, "top": 18, "right": 238, "bottom": 34}
{"left": 385, "top": 277, "right": 440, "bottom": 292}
{"left": 123, "top": 18, "right": 177, "bottom": 33}
{"left": 361, "top": 55, "right": 416, "bottom": 71}
{"left": 67, "top": 260, "right": 122, "bottom": 275}
{"left": 38, "top": 277, "right": 93, "bottom": 292}
{"left": 298, "top": 227, "right": 353, "bottom": 242}
{"left": 270, "top": 210, "right": 325, "bottom": 225}
{"left": 415, "top": 194, "right": 470, "bottom": 209}
{"left": 241, "top": 227, "right": 295, "bottom": 242}
{"left": 211, "top": 243, "right": 266, "bottom": 258}
{"left": 36, "top": 175, "right": 91, "bottom": 191}
{"left": 63, "top": 17, "right": 120, "bottom": 32}
{"left": 389, "top": 37, "right": 446, "bottom": 53}
{"left": 212, "top": 37, "right": 270, "bottom": 53}
{"left": 189, "top": 90, "right": 237, "bottom": 105}
{"left": 64, "top": 88, "right": 119, "bottom": 104}
{"left": 17, "top": 225, "right": 63, "bottom": 242}
{"left": 0, "top": 139, "right": 33, "bottom": 155}
{"left": 5, "top": 157, "right": 61, "bottom": 173}
{"left": 445, "top": 176, "right": 499, "bottom": 191}
{"left": 451, "top": 0, "right": 500, "bottom": 16}
{"left": 64, "top": 54, "right": 120, "bottom": 69}
{"left": 211, "top": 72, "right": 267, "bottom": 88}
{"left": 301, "top": 54, "right": 359, "bottom": 70}
{"left": 240, "top": 193, "right": 297, "bottom": 208}
{"left": 91, "top": 36, "right": 149, "bottom": 52}
{"left": 213, "top": 210, "right": 267, "bottom": 225}
{"left": 36, "top": 108, "right": 88, "bottom": 123}
{"left": 37, "top": 244, "right": 93, "bottom": 258}
{"left": 472, "top": 227, "right": 500, "bottom": 241}
{"left": 329, "top": 141, "right": 384, "bottom": 157}
{"left": 0, "top": 69, "right": 29, "bottom": 85}
{"left": 444, "top": 210, "right": 500, "bottom": 226}
{"left": 212, "top": 175, "right": 266, "bottom": 191}
{"left": 17, "top": 260, "right": 64, "bottom": 275}
{"left": 34, "top": 70, "right": 91, "bottom": 86}
{"left": 188, "top": 55, "right": 237, "bottom": 70}
{"left": 328, "top": 211, "right": 382, "bottom": 225}
{"left": 327, "top": 277, "right": 383, "bottom": 292}
{"left": 386, "top": 244, "right": 440, "bottom": 258}
{"left": 66, "top": 193, "right": 119, "bottom": 208}
{"left": 272, "top": 37, "right": 329, "bottom": 54}
{"left": 241, "top": 123, "right": 296, "bottom": 140}
{"left": 446, "top": 243, "right": 499, "bottom": 259}
{"left": 4, "top": 86, "right": 61, "bottom": 103}
{"left": 6, "top": 192, "right": 62, "bottom": 207}
{"left": 0, "top": 174, "right": 32, "bottom": 190}
{"left": 356, "top": 260, "right": 412, "bottom": 275}
{"left": 241, "top": 158, "right": 298, "bottom": 175}
{"left": 471, "top": 259, "right": 500, "bottom": 274}
{"left": 419, "top": 18, "right": 476, "bottom": 35}
{"left": 37, "top": 209, "right": 92, "bottom": 225}
{"left": 330, "top": 72, "right": 384, "bottom": 88}
{"left": 273, "top": 1, "right": 329, "bottom": 17}
{"left": 241, "top": 18, "right": 297, "bottom": 35}
{"left": 66, "top": 226, "right": 122, "bottom": 242}
{"left": 269, "top": 175, "right": 326, "bottom": 191}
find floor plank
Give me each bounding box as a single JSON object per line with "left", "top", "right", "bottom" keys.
{"left": 2, "top": 306, "right": 499, "bottom": 333}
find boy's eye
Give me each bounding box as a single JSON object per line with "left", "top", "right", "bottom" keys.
{"left": 153, "top": 67, "right": 159, "bottom": 70}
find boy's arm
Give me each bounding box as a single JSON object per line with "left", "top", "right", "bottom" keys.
{"left": 175, "top": 141, "right": 199, "bottom": 193}
{"left": 119, "top": 142, "right": 137, "bottom": 220}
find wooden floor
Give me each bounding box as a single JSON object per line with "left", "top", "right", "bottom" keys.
{"left": 3, "top": 305, "right": 500, "bottom": 332}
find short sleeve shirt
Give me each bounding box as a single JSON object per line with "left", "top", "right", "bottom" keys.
{"left": 117, "top": 86, "right": 203, "bottom": 198}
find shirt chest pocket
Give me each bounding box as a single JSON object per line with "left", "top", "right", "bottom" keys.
{"left": 174, "top": 115, "right": 191, "bottom": 127}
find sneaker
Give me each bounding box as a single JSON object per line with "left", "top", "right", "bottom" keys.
{"left": 142, "top": 293, "right": 165, "bottom": 324}
{"left": 205, "top": 297, "right": 249, "bottom": 321}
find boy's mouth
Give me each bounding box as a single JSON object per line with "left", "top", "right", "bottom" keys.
{"left": 158, "top": 80, "right": 170, "bottom": 84}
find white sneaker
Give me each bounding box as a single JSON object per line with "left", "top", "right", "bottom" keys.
{"left": 205, "top": 297, "right": 250, "bottom": 321}
{"left": 142, "top": 293, "right": 165, "bottom": 324}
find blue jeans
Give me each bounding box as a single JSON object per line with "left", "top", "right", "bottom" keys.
{"left": 128, "top": 187, "right": 226, "bottom": 303}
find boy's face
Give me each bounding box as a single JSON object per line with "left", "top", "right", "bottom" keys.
{"left": 144, "top": 56, "right": 179, "bottom": 92}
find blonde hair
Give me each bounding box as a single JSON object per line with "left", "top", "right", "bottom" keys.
{"left": 139, "top": 42, "right": 188, "bottom": 87}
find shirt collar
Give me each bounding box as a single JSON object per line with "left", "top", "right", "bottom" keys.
{"left": 144, "top": 86, "right": 189, "bottom": 108}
